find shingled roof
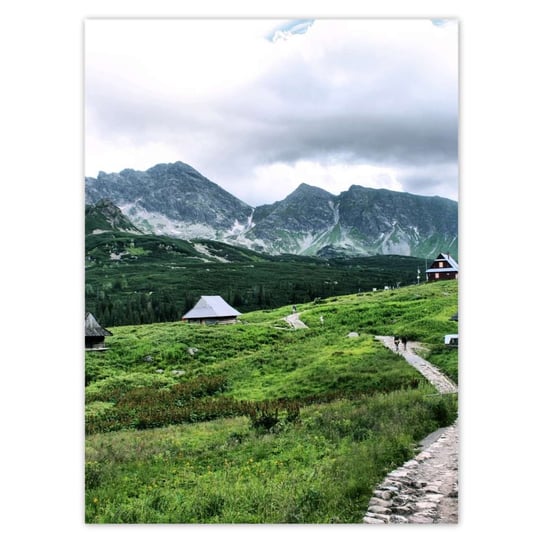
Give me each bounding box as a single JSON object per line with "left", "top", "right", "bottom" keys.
{"left": 182, "top": 296, "right": 241, "bottom": 320}
{"left": 85, "top": 312, "right": 112, "bottom": 337}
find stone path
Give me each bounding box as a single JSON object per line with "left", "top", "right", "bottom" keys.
{"left": 362, "top": 336, "right": 459, "bottom": 524}
{"left": 375, "top": 336, "right": 457, "bottom": 394}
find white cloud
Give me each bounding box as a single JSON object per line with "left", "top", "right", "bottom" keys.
{"left": 230, "top": 161, "right": 404, "bottom": 206}
{"left": 85, "top": 18, "right": 458, "bottom": 204}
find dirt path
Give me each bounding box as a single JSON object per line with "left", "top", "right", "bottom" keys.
{"left": 362, "top": 336, "right": 459, "bottom": 524}
{"left": 284, "top": 312, "right": 308, "bottom": 329}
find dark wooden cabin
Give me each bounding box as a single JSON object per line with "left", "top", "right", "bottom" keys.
{"left": 425, "top": 252, "right": 459, "bottom": 282}
{"left": 85, "top": 312, "right": 112, "bottom": 350}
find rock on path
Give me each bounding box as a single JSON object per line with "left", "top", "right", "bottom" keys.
{"left": 362, "top": 336, "right": 459, "bottom": 524}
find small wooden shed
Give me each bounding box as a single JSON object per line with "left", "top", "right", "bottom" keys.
{"left": 85, "top": 312, "right": 112, "bottom": 350}
{"left": 182, "top": 296, "right": 241, "bottom": 325}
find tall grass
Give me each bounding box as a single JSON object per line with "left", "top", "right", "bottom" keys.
{"left": 86, "top": 389, "right": 457, "bottom": 523}
{"left": 85, "top": 280, "right": 458, "bottom": 523}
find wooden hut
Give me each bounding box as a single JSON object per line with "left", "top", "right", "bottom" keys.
{"left": 425, "top": 252, "right": 459, "bottom": 282}
{"left": 85, "top": 312, "right": 112, "bottom": 350}
{"left": 182, "top": 296, "right": 241, "bottom": 325}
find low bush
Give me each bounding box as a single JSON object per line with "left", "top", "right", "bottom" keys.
{"left": 86, "top": 372, "right": 175, "bottom": 403}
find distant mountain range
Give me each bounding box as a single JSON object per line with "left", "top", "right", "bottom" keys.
{"left": 85, "top": 161, "right": 458, "bottom": 259}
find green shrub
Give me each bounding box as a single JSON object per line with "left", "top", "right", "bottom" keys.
{"left": 86, "top": 372, "right": 175, "bottom": 403}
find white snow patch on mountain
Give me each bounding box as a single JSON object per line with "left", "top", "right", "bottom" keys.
{"left": 120, "top": 203, "right": 216, "bottom": 239}
{"left": 192, "top": 243, "right": 230, "bottom": 263}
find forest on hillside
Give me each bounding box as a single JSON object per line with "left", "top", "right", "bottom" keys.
{"left": 85, "top": 252, "right": 426, "bottom": 327}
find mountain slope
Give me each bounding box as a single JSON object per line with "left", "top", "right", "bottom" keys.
{"left": 334, "top": 185, "right": 458, "bottom": 257}
{"left": 85, "top": 162, "right": 254, "bottom": 239}
{"left": 233, "top": 183, "right": 339, "bottom": 255}
{"left": 238, "top": 184, "right": 457, "bottom": 258}
{"left": 85, "top": 161, "right": 458, "bottom": 259}
{"left": 85, "top": 199, "right": 144, "bottom": 235}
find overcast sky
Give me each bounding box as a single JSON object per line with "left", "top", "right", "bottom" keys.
{"left": 85, "top": 18, "right": 458, "bottom": 206}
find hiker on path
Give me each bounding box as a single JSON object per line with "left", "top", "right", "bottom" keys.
{"left": 401, "top": 336, "right": 408, "bottom": 350}
{"left": 394, "top": 336, "right": 400, "bottom": 351}
{"left": 292, "top": 305, "right": 297, "bottom": 313}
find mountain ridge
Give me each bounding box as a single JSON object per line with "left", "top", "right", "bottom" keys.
{"left": 85, "top": 161, "right": 458, "bottom": 259}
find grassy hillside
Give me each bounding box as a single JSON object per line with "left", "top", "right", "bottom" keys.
{"left": 85, "top": 232, "right": 427, "bottom": 327}
{"left": 85, "top": 280, "right": 458, "bottom": 523}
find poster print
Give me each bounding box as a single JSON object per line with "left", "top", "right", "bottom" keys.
{"left": 85, "top": 18, "right": 458, "bottom": 524}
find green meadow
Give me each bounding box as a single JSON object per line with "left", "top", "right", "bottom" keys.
{"left": 85, "top": 280, "right": 458, "bottom": 523}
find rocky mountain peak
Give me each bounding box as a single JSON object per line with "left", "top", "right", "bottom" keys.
{"left": 85, "top": 160, "right": 458, "bottom": 259}
{"left": 289, "top": 183, "right": 333, "bottom": 198}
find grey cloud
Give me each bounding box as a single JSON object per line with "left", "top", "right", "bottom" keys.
{"left": 397, "top": 164, "right": 458, "bottom": 201}
{"left": 202, "top": 37, "right": 458, "bottom": 169}
{"left": 87, "top": 68, "right": 457, "bottom": 190}
{"left": 240, "top": 114, "right": 458, "bottom": 166}
{"left": 192, "top": 95, "right": 457, "bottom": 175}
{"left": 86, "top": 19, "right": 457, "bottom": 203}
